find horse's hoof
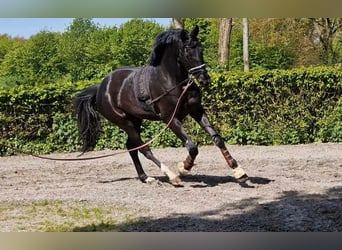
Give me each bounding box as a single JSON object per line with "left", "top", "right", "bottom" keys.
{"left": 145, "top": 176, "right": 157, "bottom": 184}
{"left": 177, "top": 162, "right": 190, "bottom": 177}
{"left": 237, "top": 174, "right": 249, "bottom": 183}
{"left": 232, "top": 165, "right": 247, "bottom": 179}
{"left": 170, "top": 176, "right": 184, "bottom": 187}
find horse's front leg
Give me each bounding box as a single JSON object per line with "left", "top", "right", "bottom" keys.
{"left": 168, "top": 118, "right": 198, "bottom": 176}
{"left": 191, "top": 107, "right": 249, "bottom": 182}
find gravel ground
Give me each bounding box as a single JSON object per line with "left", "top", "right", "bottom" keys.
{"left": 0, "top": 143, "right": 341, "bottom": 231}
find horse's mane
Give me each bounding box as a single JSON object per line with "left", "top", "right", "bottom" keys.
{"left": 148, "top": 29, "right": 190, "bottom": 67}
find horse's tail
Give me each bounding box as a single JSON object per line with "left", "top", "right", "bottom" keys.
{"left": 75, "top": 84, "right": 101, "bottom": 153}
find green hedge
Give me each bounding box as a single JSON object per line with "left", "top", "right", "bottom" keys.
{"left": 0, "top": 81, "right": 91, "bottom": 155}
{"left": 202, "top": 66, "right": 342, "bottom": 145}
{"left": 1, "top": 66, "right": 341, "bottom": 156}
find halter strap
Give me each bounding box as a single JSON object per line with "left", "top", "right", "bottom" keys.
{"left": 188, "top": 64, "right": 206, "bottom": 74}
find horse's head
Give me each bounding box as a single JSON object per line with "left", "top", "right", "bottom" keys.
{"left": 179, "top": 26, "right": 211, "bottom": 86}
{"left": 149, "top": 26, "right": 211, "bottom": 86}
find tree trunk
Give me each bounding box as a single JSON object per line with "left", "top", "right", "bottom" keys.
{"left": 243, "top": 18, "right": 250, "bottom": 72}
{"left": 172, "top": 18, "right": 184, "bottom": 29}
{"left": 218, "top": 18, "right": 233, "bottom": 69}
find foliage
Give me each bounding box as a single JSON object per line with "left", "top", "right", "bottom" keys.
{"left": 186, "top": 18, "right": 341, "bottom": 70}
{"left": 1, "top": 66, "right": 341, "bottom": 156}
{"left": 310, "top": 18, "right": 342, "bottom": 65}
{"left": 0, "top": 80, "right": 92, "bottom": 155}
{"left": 46, "top": 112, "right": 81, "bottom": 152}
{"left": 250, "top": 42, "right": 295, "bottom": 70}
{"left": 111, "top": 19, "right": 164, "bottom": 67}
{"left": 0, "top": 41, "right": 31, "bottom": 86}
{"left": 317, "top": 98, "right": 342, "bottom": 142}
{"left": 185, "top": 18, "right": 302, "bottom": 71}
{"left": 56, "top": 18, "right": 107, "bottom": 82}
{"left": 228, "top": 19, "right": 297, "bottom": 71}
{"left": 204, "top": 66, "right": 342, "bottom": 145}
{"left": 184, "top": 18, "right": 219, "bottom": 67}
{"left": 0, "top": 18, "right": 165, "bottom": 88}
{"left": 0, "top": 35, "right": 24, "bottom": 64}
{"left": 1, "top": 18, "right": 341, "bottom": 89}
{"left": 84, "top": 27, "right": 118, "bottom": 80}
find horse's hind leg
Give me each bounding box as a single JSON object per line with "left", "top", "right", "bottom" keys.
{"left": 119, "top": 119, "right": 152, "bottom": 183}
{"left": 123, "top": 120, "right": 182, "bottom": 186}
{"left": 138, "top": 145, "right": 182, "bottom": 187}
{"left": 126, "top": 138, "right": 153, "bottom": 183}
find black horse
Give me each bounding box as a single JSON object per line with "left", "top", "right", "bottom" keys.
{"left": 76, "top": 26, "right": 248, "bottom": 187}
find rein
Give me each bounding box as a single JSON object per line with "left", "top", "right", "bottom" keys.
{"left": 1, "top": 71, "right": 199, "bottom": 162}
{"left": 147, "top": 78, "right": 188, "bottom": 105}
{"left": 147, "top": 64, "right": 206, "bottom": 105}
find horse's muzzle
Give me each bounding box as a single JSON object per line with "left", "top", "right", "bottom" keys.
{"left": 197, "top": 71, "right": 211, "bottom": 86}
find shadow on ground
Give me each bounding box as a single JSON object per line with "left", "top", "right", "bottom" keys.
{"left": 181, "top": 175, "right": 274, "bottom": 188}
{"left": 73, "top": 185, "right": 342, "bottom": 232}
{"left": 98, "top": 174, "right": 274, "bottom": 188}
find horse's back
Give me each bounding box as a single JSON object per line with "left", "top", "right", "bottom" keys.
{"left": 95, "top": 67, "right": 133, "bottom": 120}
{"left": 101, "top": 66, "right": 137, "bottom": 89}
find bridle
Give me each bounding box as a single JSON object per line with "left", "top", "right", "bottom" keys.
{"left": 178, "top": 43, "right": 208, "bottom": 79}
{"left": 146, "top": 63, "right": 206, "bottom": 105}
{"left": 188, "top": 63, "right": 206, "bottom": 74}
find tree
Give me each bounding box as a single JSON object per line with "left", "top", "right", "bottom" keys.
{"left": 243, "top": 18, "right": 250, "bottom": 72}
{"left": 110, "top": 19, "right": 164, "bottom": 67}
{"left": 57, "top": 18, "right": 99, "bottom": 81}
{"left": 172, "top": 18, "right": 184, "bottom": 29}
{"left": 0, "top": 31, "right": 65, "bottom": 85}
{"left": 0, "top": 36, "right": 28, "bottom": 87}
{"left": 0, "top": 44, "right": 30, "bottom": 86}
{"left": 310, "top": 18, "right": 342, "bottom": 64}
{"left": 85, "top": 26, "right": 117, "bottom": 79}
{"left": 0, "top": 35, "right": 16, "bottom": 64}
{"left": 218, "top": 18, "right": 233, "bottom": 69}
{"left": 184, "top": 18, "right": 219, "bottom": 67}
{"left": 27, "top": 31, "right": 65, "bottom": 83}
{"left": 0, "top": 18, "right": 166, "bottom": 86}
{"left": 248, "top": 18, "right": 299, "bottom": 69}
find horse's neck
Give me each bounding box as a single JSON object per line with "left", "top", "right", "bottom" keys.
{"left": 158, "top": 48, "right": 187, "bottom": 84}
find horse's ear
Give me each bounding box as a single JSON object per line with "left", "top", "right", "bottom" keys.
{"left": 190, "top": 25, "right": 199, "bottom": 38}
{"left": 180, "top": 29, "right": 188, "bottom": 42}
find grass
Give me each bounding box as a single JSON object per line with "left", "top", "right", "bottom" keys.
{"left": 0, "top": 200, "right": 138, "bottom": 232}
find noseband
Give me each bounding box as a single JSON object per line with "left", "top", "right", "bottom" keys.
{"left": 189, "top": 63, "right": 206, "bottom": 74}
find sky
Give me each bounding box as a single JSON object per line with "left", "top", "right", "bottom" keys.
{"left": 0, "top": 18, "right": 172, "bottom": 38}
